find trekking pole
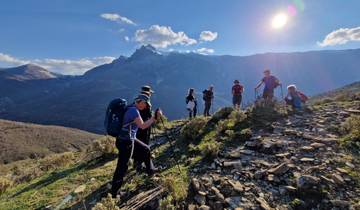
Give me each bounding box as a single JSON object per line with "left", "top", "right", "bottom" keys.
{"left": 159, "top": 117, "right": 182, "bottom": 174}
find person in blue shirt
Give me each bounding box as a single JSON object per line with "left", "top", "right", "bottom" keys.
{"left": 111, "top": 94, "right": 162, "bottom": 198}
{"left": 285, "top": 84, "right": 306, "bottom": 109}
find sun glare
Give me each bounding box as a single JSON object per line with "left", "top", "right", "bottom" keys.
{"left": 272, "top": 13, "right": 288, "bottom": 29}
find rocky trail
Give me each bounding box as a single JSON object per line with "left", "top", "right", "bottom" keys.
{"left": 186, "top": 103, "right": 360, "bottom": 210}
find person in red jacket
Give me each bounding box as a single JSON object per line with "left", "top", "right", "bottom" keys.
{"left": 232, "top": 80, "right": 244, "bottom": 110}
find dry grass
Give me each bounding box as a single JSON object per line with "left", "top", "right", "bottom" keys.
{"left": 0, "top": 177, "right": 12, "bottom": 195}
{"left": 92, "top": 194, "right": 120, "bottom": 210}
{"left": 0, "top": 119, "right": 100, "bottom": 164}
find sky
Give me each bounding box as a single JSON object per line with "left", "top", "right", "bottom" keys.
{"left": 1, "top": 0, "right": 360, "bottom": 75}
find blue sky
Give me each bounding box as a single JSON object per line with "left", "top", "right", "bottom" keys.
{"left": 1, "top": 0, "right": 360, "bottom": 74}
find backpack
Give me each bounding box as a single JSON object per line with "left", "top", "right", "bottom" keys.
{"left": 202, "top": 90, "right": 208, "bottom": 101}
{"left": 297, "top": 91, "right": 308, "bottom": 103}
{"left": 104, "top": 98, "right": 128, "bottom": 137}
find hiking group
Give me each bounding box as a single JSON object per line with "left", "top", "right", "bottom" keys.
{"left": 185, "top": 69, "right": 308, "bottom": 119}
{"left": 106, "top": 69, "right": 308, "bottom": 198}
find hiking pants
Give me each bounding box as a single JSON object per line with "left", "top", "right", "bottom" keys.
{"left": 111, "top": 138, "right": 154, "bottom": 197}
{"left": 204, "top": 102, "right": 211, "bottom": 116}
{"left": 134, "top": 128, "right": 151, "bottom": 168}
{"left": 188, "top": 105, "right": 197, "bottom": 119}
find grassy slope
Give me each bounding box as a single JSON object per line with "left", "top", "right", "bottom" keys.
{"left": 0, "top": 119, "right": 100, "bottom": 164}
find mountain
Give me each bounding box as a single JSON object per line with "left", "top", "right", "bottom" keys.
{"left": 0, "top": 46, "right": 360, "bottom": 133}
{"left": 0, "top": 64, "right": 58, "bottom": 81}
{"left": 0, "top": 119, "right": 100, "bottom": 164}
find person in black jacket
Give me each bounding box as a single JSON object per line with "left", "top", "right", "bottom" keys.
{"left": 134, "top": 85, "right": 154, "bottom": 172}
{"left": 186, "top": 88, "right": 197, "bottom": 119}
{"left": 203, "top": 85, "right": 214, "bottom": 116}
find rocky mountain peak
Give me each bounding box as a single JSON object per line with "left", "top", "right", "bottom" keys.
{"left": 129, "top": 44, "right": 161, "bottom": 61}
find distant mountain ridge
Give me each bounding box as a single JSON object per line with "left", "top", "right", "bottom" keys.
{"left": 0, "top": 46, "right": 359, "bottom": 133}
{"left": 0, "top": 64, "right": 59, "bottom": 81}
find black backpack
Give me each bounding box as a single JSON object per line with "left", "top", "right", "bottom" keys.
{"left": 104, "top": 98, "right": 128, "bottom": 137}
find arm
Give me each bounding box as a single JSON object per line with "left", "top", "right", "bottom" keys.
{"left": 134, "top": 115, "right": 156, "bottom": 130}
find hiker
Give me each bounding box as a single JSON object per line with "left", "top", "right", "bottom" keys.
{"left": 232, "top": 80, "right": 244, "bottom": 110}
{"left": 186, "top": 88, "right": 197, "bottom": 119}
{"left": 203, "top": 85, "right": 214, "bottom": 116}
{"left": 134, "top": 85, "right": 154, "bottom": 172}
{"left": 255, "top": 69, "right": 281, "bottom": 103}
{"left": 285, "top": 84, "right": 308, "bottom": 109}
{"left": 111, "top": 94, "right": 162, "bottom": 198}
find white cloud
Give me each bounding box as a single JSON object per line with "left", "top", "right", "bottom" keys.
{"left": 318, "top": 26, "right": 360, "bottom": 47}
{"left": 134, "top": 25, "right": 197, "bottom": 48}
{"left": 194, "top": 48, "right": 215, "bottom": 55}
{"left": 199, "top": 31, "right": 218, "bottom": 42}
{"left": 100, "top": 13, "right": 136, "bottom": 26}
{"left": 0, "top": 52, "right": 115, "bottom": 75}
{"left": 124, "top": 36, "right": 130, "bottom": 42}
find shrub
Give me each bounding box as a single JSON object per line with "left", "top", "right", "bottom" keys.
{"left": 160, "top": 171, "right": 188, "bottom": 202}
{"left": 88, "top": 136, "right": 117, "bottom": 158}
{"left": 92, "top": 194, "right": 120, "bottom": 210}
{"left": 180, "top": 117, "right": 208, "bottom": 143}
{"left": 159, "top": 195, "right": 176, "bottom": 210}
{"left": 0, "top": 177, "right": 12, "bottom": 195}
{"left": 210, "top": 107, "right": 234, "bottom": 123}
{"left": 39, "top": 152, "right": 75, "bottom": 171}
{"left": 340, "top": 116, "right": 360, "bottom": 152}
{"left": 200, "top": 141, "right": 220, "bottom": 161}
{"left": 233, "top": 128, "right": 252, "bottom": 142}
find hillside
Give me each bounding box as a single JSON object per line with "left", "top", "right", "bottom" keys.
{"left": 0, "top": 46, "right": 360, "bottom": 133}
{"left": 0, "top": 119, "right": 100, "bottom": 164}
{"left": 0, "top": 64, "right": 58, "bottom": 81}
{"left": 0, "top": 82, "right": 359, "bottom": 209}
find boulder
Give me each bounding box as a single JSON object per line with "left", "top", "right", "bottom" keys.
{"left": 296, "top": 175, "right": 320, "bottom": 192}
{"left": 267, "top": 163, "right": 289, "bottom": 175}
{"left": 256, "top": 197, "right": 274, "bottom": 210}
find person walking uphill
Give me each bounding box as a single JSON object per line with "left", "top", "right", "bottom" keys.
{"left": 232, "top": 80, "right": 244, "bottom": 110}
{"left": 186, "top": 88, "right": 197, "bottom": 119}
{"left": 111, "top": 94, "right": 162, "bottom": 198}
{"left": 203, "top": 85, "right": 214, "bottom": 116}
{"left": 255, "top": 69, "right": 281, "bottom": 103}
{"left": 134, "top": 85, "right": 154, "bottom": 172}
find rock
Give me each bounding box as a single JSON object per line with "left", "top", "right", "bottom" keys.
{"left": 275, "top": 153, "right": 290, "bottom": 158}
{"left": 330, "top": 200, "right": 350, "bottom": 208}
{"left": 191, "top": 178, "right": 201, "bottom": 191}
{"left": 300, "top": 146, "right": 314, "bottom": 152}
{"left": 211, "top": 186, "right": 225, "bottom": 202}
{"left": 213, "top": 201, "right": 223, "bottom": 210}
{"left": 194, "top": 193, "right": 206, "bottom": 205}
{"left": 74, "top": 185, "right": 86, "bottom": 194}
{"left": 267, "top": 163, "right": 289, "bottom": 175}
{"left": 300, "top": 157, "right": 314, "bottom": 162}
{"left": 336, "top": 168, "right": 348, "bottom": 174}
{"left": 256, "top": 197, "right": 274, "bottom": 210}
{"left": 283, "top": 129, "right": 300, "bottom": 136}
{"left": 254, "top": 170, "right": 266, "bottom": 179}
{"left": 332, "top": 174, "right": 345, "bottom": 185}
{"left": 345, "top": 162, "right": 355, "bottom": 169}
{"left": 284, "top": 185, "right": 297, "bottom": 193}
{"left": 296, "top": 175, "right": 320, "bottom": 192}
{"left": 310, "top": 142, "right": 325, "bottom": 149}
{"left": 198, "top": 205, "right": 210, "bottom": 210}
{"left": 187, "top": 204, "right": 196, "bottom": 210}
{"left": 225, "top": 196, "right": 243, "bottom": 209}
{"left": 228, "top": 180, "right": 244, "bottom": 193}
{"left": 267, "top": 174, "right": 279, "bottom": 182}
{"left": 223, "top": 161, "right": 242, "bottom": 169}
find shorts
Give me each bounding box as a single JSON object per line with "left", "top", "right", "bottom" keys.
{"left": 233, "top": 95, "right": 242, "bottom": 105}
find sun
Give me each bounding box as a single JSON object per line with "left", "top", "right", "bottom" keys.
{"left": 272, "top": 13, "right": 288, "bottom": 29}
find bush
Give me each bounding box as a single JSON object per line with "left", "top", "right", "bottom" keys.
{"left": 340, "top": 116, "right": 360, "bottom": 151}
{"left": 0, "top": 177, "right": 12, "bottom": 195}
{"left": 180, "top": 117, "right": 208, "bottom": 143}
{"left": 160, "top": 172, "right": 188, "bottom": 202}
{"left": 159, "top": 195, "right": 176, "bottom": 210}
{"left": 210, "top": 107, "right": 234, "bottom": 123}
{"left": 88, "top": 136, "right": 117, "bottom": 158}
{"left": 39, "top": 152, "right": 75, "bottom": 171}
{"left": 233, "top": 128, "right": 252, "bottom": 142}
{"left": 200, "top": 141, "right": 220, "bottom": 161}
{"left": 92, "top": 194, "right": 120, "bottom": 210}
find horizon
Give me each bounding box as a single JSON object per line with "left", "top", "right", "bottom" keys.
{"left": 1, "top": 0, "right": 360, "bottom": 74}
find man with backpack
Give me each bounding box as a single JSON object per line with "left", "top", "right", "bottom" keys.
{"left": 134, "top": 85, "right": 154, "bottom": 172}
{"left": 107, "top": 94, "right": 162, "bottom": 198}
{"left": 232, "top": 80, "right": 244, "bottom": 110}
{"left": 255, "top": 69, "right": 281, "bottom": 103}
{"left": 203, "top": 85, "right": 214, "bottom": 116}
